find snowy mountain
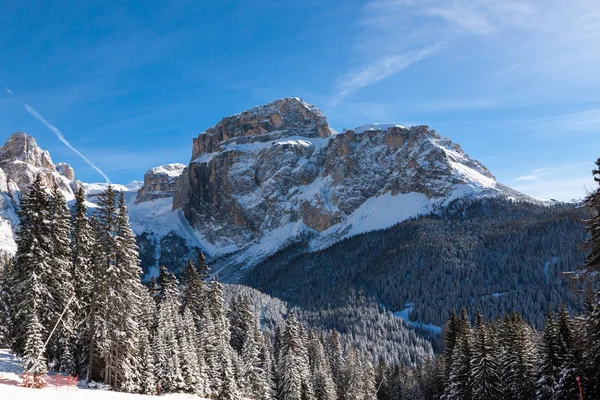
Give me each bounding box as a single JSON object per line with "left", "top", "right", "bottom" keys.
{"left": 174, "top": 97, "right": 534, "bottom": 272}
{"left": 0, "top": 98, "right": 541, "bottom": 276}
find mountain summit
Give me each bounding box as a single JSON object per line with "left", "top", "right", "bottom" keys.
{"left": 174, "top": 98, "right": 530, "bottom": 268}
{"left": 0, "top": 99, "right": 535, "bottom": 273}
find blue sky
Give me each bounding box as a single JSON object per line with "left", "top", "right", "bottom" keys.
{"left": 0, "top": 0, "right": 599, "bottom": 201}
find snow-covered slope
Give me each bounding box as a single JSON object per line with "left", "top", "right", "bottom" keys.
{"left": 0, "top": 349, "right": 210, "bottom": 400}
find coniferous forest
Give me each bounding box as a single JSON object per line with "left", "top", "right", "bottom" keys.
{"left": 0, "top": 159, "right": 599, "bottom": 399}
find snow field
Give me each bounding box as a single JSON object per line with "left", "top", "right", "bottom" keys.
{"left": 0, "top": 349, "right": 210, "bottom": 399}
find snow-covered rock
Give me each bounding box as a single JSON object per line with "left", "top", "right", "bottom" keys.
{"left": 175, "top": 98, "right": 530, "bottom": 269}
{"left": 0, "top": 132, "right": 74, "bottom": 199}
{"left": 0, "top": 133, "right": 77, "bottom": 253}
{"left": 55, "top": 162, "right": 75, "bottom": 181}
{"left": 135, "top": 163, "right": 185, "bottom": 203}
{"left": 352, "top": 123, "right": 406, "bottom": 133}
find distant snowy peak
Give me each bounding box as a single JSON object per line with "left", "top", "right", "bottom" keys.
{"left": 0, "top": 132, "right": 74, "bottom": 198}
{"left": 148, "top": 163, "right": 186, "bottom": 178}
{"left": 351, "top": 123, "right": 406, "bottom": 133}
{"left": 135, "top": 163, "right": 186, "bottom": 204}
{"left": 81, "top": 182, "right": 134, "bottom": 197}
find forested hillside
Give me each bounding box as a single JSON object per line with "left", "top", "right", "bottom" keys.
{"left": 244, "top": 198, "right": 589, "bottom": 328}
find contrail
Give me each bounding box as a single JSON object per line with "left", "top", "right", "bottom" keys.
{"left": 24, "top": 104, "right": 111, "bottom": 183}
{"left": 0, "top": 81, "right": 14, "bottom": 95}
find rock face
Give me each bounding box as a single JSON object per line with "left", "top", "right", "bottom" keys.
{"left": 191, "top": 97, "right": 333, "bottom": 161}
{"left": 175, "top": 98, "right": 525, "bottom": 257}
{"left": 136, "top": 164, "right": 186, "bottom": 203}
{"left": 55, "top": 162, "right": 75, "bottom": 181}
{"left": 0, "top": 132, "right": 74, "bottom": 197}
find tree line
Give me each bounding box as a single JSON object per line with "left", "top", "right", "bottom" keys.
{"left": 244, "top": 197, "right": 588, "bottom": 329}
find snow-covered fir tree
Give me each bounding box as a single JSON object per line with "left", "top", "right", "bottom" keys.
{"left": 278, "top": 312, "right": 314, "bottom": 400}
{"left": 307, "top": 331, "right": 336, "bottom": 400}
{"left": 0, "top": 259, "right": 12, "bottom": 347}
{"left": 71, "top": 187, "right": 95, "bottom": 375}
{"left": 10, "top": 176, "right": 52, "bottom": 356}
{"left": 470, "top": 312, "right": 501, "bottom": 400}
{"left": 47, "top": 186, "right": 76, "bottom": 373}
{"left": 535, "top": 309, "right": 562, "bottom": 399}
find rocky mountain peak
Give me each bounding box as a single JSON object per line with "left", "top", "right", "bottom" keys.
{"left": 175, "top": 99, "right": 527, "bottom": 266}
{"left": 55, "top": 162, "right": 75, "bottom": 181}
{"left": 136, "top": 163, "right": 186, "bottom": 203}
{"left": 191, "top": 97, "right": 335, "bottom": 161}
{"left": 0, "top": 132, "right": 55, "bottom": 170}
{"left": 0, "top": 132, "right": 73, "bottom": 198}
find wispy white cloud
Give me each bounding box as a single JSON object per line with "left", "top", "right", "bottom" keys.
{"left": 335, "top": 45, "right": 441, "bottom": 101}
{"left": 334, "top": 0, "right": 600, "bottom": 107}
{"left": 24, "top": 104, "right": 111, "bottom": 183}
{"left": 0, "top": 81, "right": 14, "bottom": 95}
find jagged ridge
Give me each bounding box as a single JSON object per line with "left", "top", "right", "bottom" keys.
{"left": 174, "top": 97, "right": 534, "bottom": 272}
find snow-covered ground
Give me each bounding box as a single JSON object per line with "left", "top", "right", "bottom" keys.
{"left": 393, "top": 307, "right": 443, "bottom": 335}
{"left": 0, "top": 349, "right": 208, "bottom": 399}
{"left": 352, "top": 123, "right": 406, "bottom": 133}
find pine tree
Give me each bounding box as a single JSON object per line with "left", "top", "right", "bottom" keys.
{"left": 22, "top": 309, "right": 47, "bottom": 388}
{"left": 446, "top": 308, "right": 472, "bottom": 400}
{"left": 178, "top": 307, "right": 205, "bottom": 394}
{"left": 261, "top": 331, "right": 277, "bottom": 398}
{"left": 180, "top": 257, "right": 207, "bottom": 321}
{"left": 328, "top": 329, "right": 345, "bottom": 399}
{"left": 206, "top": 277, "right": 240, "bottom": 396}
{"left": 229, "top": 295, "right": 255, "bottom": 354}
{"left": 307, "top": 332, "right": 337, "bottom": 400}
{"left": 87, "top": 185, "right": 117, "bottom": 382}
{"left": 470, "top": 312, "right": 501, "bottom": 400}
{"left": 154, "top": 295, "right": 184, "bottom": 392}
{"left": 0, "top": 260, "right": 12, "bottom": 347}
{"left": 342, "top": 346, "right": 364, "bottom": 399}
{"left": 375, "top": 357, "right": 390, "bottom": 400}
{"left": 585, "top": 299, "right": 600, "bottom": 397}
{"left": 362, "top": 357, "right": 377, "bottom": 400}
{"left": 89, "top": 189, "right": 145, "bottom": 392}
{"left": 157, "top": 265, "right": 179, "bottom": 306}
{"left": 535, "top": 309, "right": 562, "bottom": 399}
{"left": 138, "top": 326, "right": 157, "bottom": 395}
{"left": 71, "top": 187, "right": 95, "bottom": 375}
{"left": 583, "top": 158, "right": 600, "bottom": 273}
{"left": 11, "top": 176, "right": 53, "bottom": 356}
{"left": 218, "top": 356, "right": 242, "bottom": 400}
{"left": 48, "top": 186, "right": 76, "bottom": 373}
{"left": 555, "top": 303, "right": 583, "bottom": 399}
{"left": 499, "top": 313, "right": 535, "bottom": 400}
{"left": 443, "top": 308, "right": 459, "bottom": 383}
{"left": 278, "top": 313, "right": 314, "bottom": 400}
{"left": 240, "top": 316, "right": 271, "bottom": 399}
{"left": 582, "top": 158, "right": 600, "bottom": 398}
